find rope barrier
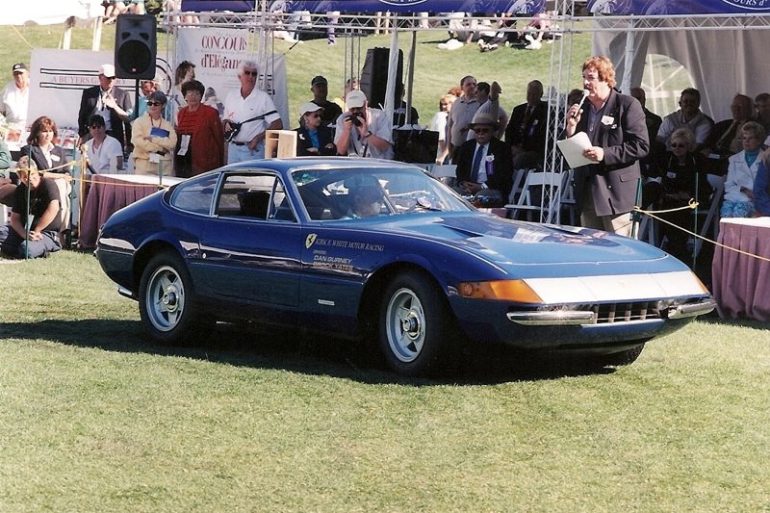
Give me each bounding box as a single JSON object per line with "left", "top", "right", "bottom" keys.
{"left": 634, "top": 201, "right": 770, "bottom": 263}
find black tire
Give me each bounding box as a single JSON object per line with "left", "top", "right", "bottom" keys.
{"left": 378, "top": 271, "right": 459, "bottom": 377}
{"left": 138, "top": 251, "right": 206, "bottom": 346}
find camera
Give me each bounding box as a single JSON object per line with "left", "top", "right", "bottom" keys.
{"left": 346, "top": 114, "right": 362, "bottom": 127}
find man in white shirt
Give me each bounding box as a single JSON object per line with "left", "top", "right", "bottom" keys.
{"left": 657, "top": 88, "right": 714, "bottom": 150}
{"left": 1, "top": 63, "right": 30, "bottom": 139}
{"left": 223, "top": 60, "right": 283, "bottom": 163}
{"left": 334, "top": 90, "right": 394, "bottom": 160}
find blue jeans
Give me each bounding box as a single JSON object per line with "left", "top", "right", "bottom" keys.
{"left": 0, "top": 225, "right": 61, "bottom": 259}
{"left": 228, "top": 142, "right": 265, "bottom": 164}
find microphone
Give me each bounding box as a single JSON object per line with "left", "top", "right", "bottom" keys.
{"left": 570, "top": 89, "right": 589, "bottom": 119}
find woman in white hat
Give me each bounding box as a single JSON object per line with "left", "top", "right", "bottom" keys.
{"left": 295, "top": 101, "right": 337, "bottom": 156}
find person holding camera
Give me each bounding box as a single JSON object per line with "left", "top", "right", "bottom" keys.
{"left": 334, "top": 90, "right": 394, "bottom": 160}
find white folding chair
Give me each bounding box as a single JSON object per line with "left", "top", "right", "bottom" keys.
{"left": 505, "top": 171, "right": 564, "bottom": 223}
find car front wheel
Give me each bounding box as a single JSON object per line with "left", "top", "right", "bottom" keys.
{"left": 138, "top": 251, "right": 202, "bottom": 345}
{"left": 379, "top": 271, "right": 458, "bottom": 377}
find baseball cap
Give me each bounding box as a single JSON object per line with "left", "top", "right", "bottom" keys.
{"left": 148, "top": 90, "right": 168, "bottom": 104}
{"left": 311, "top": 75, "right": 328, "bottom": 86}
{"left": 99, "top": 64, "right": 116, "bottom": 78}
{"left": 299, "top": 101, "right": 323, "bottom": 116}
{"left": 12, "top": 63, "right": 27, "bottom": 73}
{"left": 345, "top": 90, "right": 367, "bottom": 109}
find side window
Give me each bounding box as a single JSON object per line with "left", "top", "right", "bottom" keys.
{"left": 169, "top": 173, "right": 218, "bottom": 215}
{"left": 215, "top": 172, "right": 294, "bottom": 222}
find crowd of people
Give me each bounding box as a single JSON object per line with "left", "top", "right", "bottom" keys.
{"left": 2, "top": 51, "right": 770, "bottom": 261}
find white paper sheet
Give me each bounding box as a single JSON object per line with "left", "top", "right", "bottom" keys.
{"left": 556, "top": 132, "right": 594, "bottom": 168}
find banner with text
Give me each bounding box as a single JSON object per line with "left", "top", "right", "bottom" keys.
{"left": 587, "top": 0, "right": 770, "bottom": 15}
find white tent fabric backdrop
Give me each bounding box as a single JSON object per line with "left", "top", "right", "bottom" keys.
{"left": 594, "top": 25, "right": 770, "bottom": 122}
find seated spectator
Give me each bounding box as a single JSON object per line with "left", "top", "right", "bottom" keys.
{"left": 469, "top": 81, "right": 507, "bottom": 140}
{"left": 0, "top": 138, "right": 12, "bottom": 207}
{"left": 703, "top": 93, "right": 754, "bottom": 159}
{"left": 19, "top": 116, "right": 73, "bottom": 174}
{"left": 294, "top": 102, "right": 336, "bottom": 157}
{"left": 657, "top": 88, "right": 714, "bottom": 151}
{"left": 721, "top": 121, "right": 767, "bottom": 218}
{"left": 83, "top": 114, "right": 123, "bottom": 173}
{"left": 754, "top": 92, "right": 770, "bottom": 133}
{"left": 631, "top": 86, "right": 664, "bottom": 189}
{"left": 454, "top": 111, "right": 513, "bottom": 206}
{"left": 0, "top": 157, "right": 62, "bottom": 259}
{"left": 131, "top": 91, "right": 176, "bottom": 175}
{"left": 428, "top": 93, "right": 456, "bottom": 164}
{"left": 505, "top": 80, "right": 548, "bottom": 171}
{"left": 753, "top": 155, "right": 770, "bottom": 217}
{"left": 334, "top": 90, "right": 393, "bottom": 159}
{"left": 652, "top": 128, "right": 712, "bottom": 263}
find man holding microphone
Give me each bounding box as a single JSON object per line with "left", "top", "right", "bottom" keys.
{"left": 563, "top": 56, "right": 649, "bottom": 237}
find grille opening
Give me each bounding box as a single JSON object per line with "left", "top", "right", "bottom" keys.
{"left": 592, "top": 302, "right": 661, "bottom": 324}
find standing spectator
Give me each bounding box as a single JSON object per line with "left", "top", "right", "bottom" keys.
{"left": 203, "top": 87, "right": 225, "bottom": 117}
{"left": 133, "top": 78, "right": 158, "bottom": 120}
{"left": 334, "top": 90, "right": 394, "bottom": 159}
{"left": 505, "top": 79, "right": 548, "bottom": 170}
{"left": 19, "top": 116, "right": 72, "bottom": 174}
{"left": 223, "top": 60, "right": 283, "bottom": 163}
{"left": 1, "top": 63, "right": 30, "bottom": 134}
{"left": 0, "top": 157, "right": 62, "bottom": 259}
{"left": 393, "top": 83, "right": 420, "bottom": 127}
{"left": 754, "top": 93, "right": 770, "bottom": 133}
{"left": 309, "top": 75, "right": 342, "bottom": 128}
{"left": 447, "top": 75, "right": 480, "bottom": 160}
{"left": 468, "top": 81, "right": 506, "bottom": 140}
{"left": 428, "top": 93, "right": 456, "bottom": 164}
{"left": 563, "top": 56, "right": 649, "bottom": 237}
{"left": 82, "top": 114, "right": 123, "bottom": 173}
{"left": 454, "top": 111, "right": 513, "bottom": 206}
{"left": 77, "top": 64, "right": 133, "bottom": 152}
{"left": 175, "top": 80, "right": 224, "bottom": 178}
{"left": 294, "top": 102, "right": 336, "bottom": 156}
{"left": 131, "top": 91, "right": 176, "bottom": 175}
{"left": 656, "top": 88, "right": 714, "bottom": 151}
{"left": 168, "top": 60, "right": 195, "bottom": 125}
{"left": 721, "top": 121, "right": 766, "bottom": 218}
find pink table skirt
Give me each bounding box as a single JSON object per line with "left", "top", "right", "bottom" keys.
{"left": 711, "top": 217, "right": 770, "bottom": 321}
{"left": 79, "top": 174, "right": 182, "bottom": 249}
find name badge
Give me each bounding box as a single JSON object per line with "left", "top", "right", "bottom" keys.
{"left": 149, "top": 153, "right": 161, "bottom": 164}
{"left": 601, "top": 115, "right": 615, "bottom": 126}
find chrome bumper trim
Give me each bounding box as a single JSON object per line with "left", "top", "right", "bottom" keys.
{"left": 667, "top": 299, "right": 716, "bottom": 320}
{"left": 507, "top": 310, "right": 597, "bottom": 326}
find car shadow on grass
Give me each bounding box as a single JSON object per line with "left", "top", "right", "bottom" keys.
{"left": 0, "top": 318, "right": 616, "bottom": 385}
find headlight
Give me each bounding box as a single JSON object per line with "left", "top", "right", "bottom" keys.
{"left": 457, "top": 280, "right": 543, "bottom": 304}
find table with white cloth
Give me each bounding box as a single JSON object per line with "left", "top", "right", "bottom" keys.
{"left": 711, "top": 217, "right": 770, "bottom": 321}
{"left": 79, "top": 174, "right": 183, "bottom": 249}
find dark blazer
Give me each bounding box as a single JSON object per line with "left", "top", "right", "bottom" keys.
{"left": 455, "top": 137, "right": 514, "bottom": 199}
{"left": 18, "top": 144, "right": 72, "bottom": 173}
{"left": 570, "top": 89, "right": 649, "bottom": 217}
{"left": 504, "top": 100, "right": 548, "bottom": 155}
{"left": 295, "top": 125, "right": 337, "bottom": 156}
{"left": 77, "top": 85, "right": 133, "bottom": 149}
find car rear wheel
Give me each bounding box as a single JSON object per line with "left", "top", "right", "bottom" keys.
{"left": 379, "top": 271, "right": 458, "bottom": 377}
{"left": 139, "top": 251, "right": 204, "bottom": 345}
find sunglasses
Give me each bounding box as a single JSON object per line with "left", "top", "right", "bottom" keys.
{"left": 474, "top": 128, "right": 491, "bottom": 134}
{"left": 243, "top": 70, "right": 258, "bottom": 76}
{"left": 307, "top": 113, "right": 321, "bottom": 118}
{"left": 147, "top": 101, "right": 163, "bottom": 106}
{"left": 89, "top": 124, "right": 104, "bottom": 129}
{"left": 670, "top": 143, "right": 687, "bottom": 148}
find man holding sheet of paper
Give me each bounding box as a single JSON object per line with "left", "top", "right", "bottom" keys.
{"left": 562, "top": 56, "right": 649, "bottom": 237}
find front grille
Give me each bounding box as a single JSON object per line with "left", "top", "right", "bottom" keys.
{"left": 592, "top": 302, "right": 661, "bottom": 324}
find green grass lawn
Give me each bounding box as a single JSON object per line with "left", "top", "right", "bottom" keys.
{"left": 2, "top": 251, "right": 770, "bottom": 512}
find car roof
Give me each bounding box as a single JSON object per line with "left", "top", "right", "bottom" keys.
{"left": 222, "top": 157, "right": 424, "bottom": 174}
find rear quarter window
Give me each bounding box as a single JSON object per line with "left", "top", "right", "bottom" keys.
{"left": 169, "top": 174, "right": 219, "bottom": 215}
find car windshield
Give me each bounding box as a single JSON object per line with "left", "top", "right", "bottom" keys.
{"left": 290, "top": 166, "right": 471, "bottom": 221}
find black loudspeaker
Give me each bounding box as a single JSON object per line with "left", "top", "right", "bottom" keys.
{"left": 359, "top": 47, "right": 403, "bottom": 109}
{"left": 114, "top": 14, "right": 157, "bottom": 79}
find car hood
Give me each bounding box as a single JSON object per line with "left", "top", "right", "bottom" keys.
{"left": 373, "top": 212, "right": 672, "bottom": 271}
